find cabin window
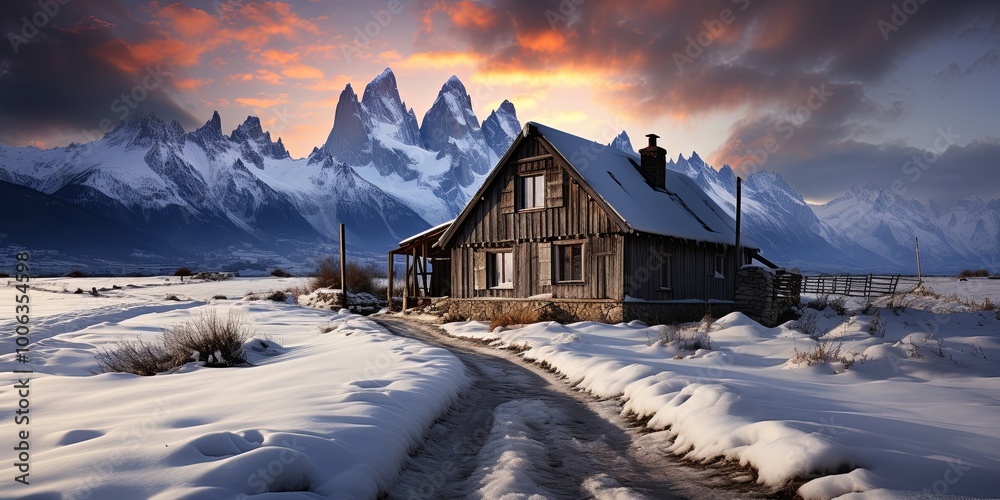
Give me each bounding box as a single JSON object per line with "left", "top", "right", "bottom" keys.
{"left": 518, "top": 174, "right": 545, "bottom": 210}
{"left": 555, "top": 243, "right": 583, "bottom": 283}
{"left": 714, "top": 254, "right": 725, "bottom": 279}
{"left": 488, "top": 251, "right": 514, "bottom": 289}
{"left": 660, "top": 254, "right": 673, "bottom": 290}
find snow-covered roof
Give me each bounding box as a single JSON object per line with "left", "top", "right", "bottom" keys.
{"left": 530, "top": 122, "right": 757, "bottom": 248}
{"left": 399, "top": 218, "right": 454, "bottom": 246}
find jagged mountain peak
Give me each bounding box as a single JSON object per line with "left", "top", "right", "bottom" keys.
{"left": 104, "top": 111, "right": 184, "bottom": 148}
{"left": 360, "top": 67, "right": 421, "bottom": 147}
{"left": 609, "top": 130, "right": 634, "bottom": 154}
{"left": 231, "top": 116, "right": 265, "bottom": 142}
{"left": 322, "top": 83, "right": 369, "bottom": 160}
{"left": 482, "top": 99, "right": 521, "bottom": 157}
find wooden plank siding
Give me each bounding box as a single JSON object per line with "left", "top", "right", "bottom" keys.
{"left": 623, "top": 234, "right": 753, "bottom": 301}
{"left": 450, "top": 135, "right": 626, "bottom": 300}
{"left": 447, "top": 132, "right": 748, "bottom": 302}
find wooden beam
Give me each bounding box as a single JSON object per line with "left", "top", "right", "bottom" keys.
{"left": 386, "top": 252, "right": 394, "bottom": 312}
{"left": 402, "top": 254, "right": 410, "bottom": 311}
{"left": 411, "top": 247, "right": 419, "bottom": 302}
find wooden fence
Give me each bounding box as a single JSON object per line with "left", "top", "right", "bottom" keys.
{"left": 800, "top": 274, "right": 920, "bottom": 299}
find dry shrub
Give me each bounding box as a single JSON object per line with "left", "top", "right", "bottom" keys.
{"left": 868, "top": 308, "right": 886, "bottom": 337}
{"left": 981, "top": 297, "right": 996, "bottom": 311}
{"left": 311, "top": 257, "right": 385, "bottom": 295}
{"left": 96, "top": 311, "right": 254, "bottom": 375}
{"left": 164, "top": 294, "right": 181, "bottom": 301}
{"left": 489, "top": 308, "right": 542, "bottom": 332}
{"left": 790, "top": 340, "right": 850, "bottom": 367}
{"left": 656, "top": 324, "right": 711, "bottom": 350}
{"left": 270, "top": 268, "right": 292, "bottom": 278}
{"left": 213, "top": 295, "right": 227, "bottom": 300}
{"left": 96, "top": 338, "right": 187, "bottom": 376}
{"left": 959, "top": 269, "right": 989, "bottom": 278}
{"left": 174, "top": 267, "right": 193, "bottom": 278}
{"left": 267, "top": 290, "right": 287, "bottom": 302}
{"left": 828, "top": 296, "right": 848, "bottom": 315}
{"left": 163, "top": 311, "right": 251, "bottom": 367}
{"left": 806, "top": 295, "right": 830, "bottom": 311}
{"left": 66, "top": 270, "right": 87, "bottom": 278}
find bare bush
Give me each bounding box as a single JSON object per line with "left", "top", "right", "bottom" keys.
{"left": 270, "top": 268, "right": 292, "bottom": 278}
{"left": 794, "top": 312, "right": 819, "bottom": 337}
{"left": 174, "top": 267, "right": 193, "bottom": 279}
{"left": 213, "top": 295, "right": 227, "bottom": 300}
{"left": 311, "top": 257, "right": 385, "bottom": 295}
{"left": 790, "top": 340, "right": 851, "bottom": 367}
{"left": 657, "top": 324, "right": 712, "bottom": 350}
{"left": 267, "top": 291, "right": 287, "bottom": 302}
{"left": 165, "top": 294, "right": 181, "bottom": 301}
{"left": 859, "top": 297, "right": 874, "bottom": 315}
{"left": 981, "top": 297, "right": 996, "bottom": 311}
{"left": 98, "top": 311, "right": 255, "bottom": 375}
{"left": 806, "top": 295, "right": 830, "bottom": 311}
{"left": 96, "top": 338, "right": 187, "bottom": 376}
{"left": 489, "top": 308, "right": 543, "bottom": 332}
{"left": 66, "top": 270, "right": 86, "bottom": 278}
{"left": 829, "top": 296, "right": 848, "bottom": 315}
{"left": 959, "top": 269, "right": 989, "bottom": 278}
{"left": 162, "top": 311, "right": 252, "bottom": 367}
{"left": 889, "top": 294, "right": 909, "bottom": 316}
{"left": 868, "top": 308, "right": 886, "bottom": 337}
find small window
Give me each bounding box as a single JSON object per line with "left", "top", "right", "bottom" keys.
{"left": 660, "top": 254, "right": 673, "bottom": 289}
{"left": 518, "top": 174, "right": 545, "bottom": 210}
{"left": 714, "top": 254, "right": 725, "bottom": 279}
{"left": 556, "top": 243, "right": 583, "bottom": 282}
{"left": 488, "top": 251, "right": 514, "bottom": 288}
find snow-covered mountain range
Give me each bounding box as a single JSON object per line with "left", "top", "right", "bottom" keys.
{"left": 0, "top": 68, "right": 992, "bottom": 273}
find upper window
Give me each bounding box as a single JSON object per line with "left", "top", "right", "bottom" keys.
{"left": 518, "top": 174, "right": 545, "bottom": 210}
{"left": 714, "top": 254, "right": 726, "bottom": 279}
{"left": 556, "top": 243, "right": 583, "bottom": 283}
{"left": 488, "top": 251, "right": 514, "bottom": 289}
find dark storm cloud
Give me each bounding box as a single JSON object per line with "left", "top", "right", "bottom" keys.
{"left": 423, "top": 0, "right": 1000, "bottom": 201}
{"left": 0, "top": 0, "right": 197, "bottom": 145}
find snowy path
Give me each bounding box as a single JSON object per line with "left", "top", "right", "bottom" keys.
{"left": 375, "top": 317, "right": 748, "bottom": 500}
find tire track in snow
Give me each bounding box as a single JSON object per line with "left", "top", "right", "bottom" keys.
{"left": 375, "top": 317, "right": 732, "bottom": 500}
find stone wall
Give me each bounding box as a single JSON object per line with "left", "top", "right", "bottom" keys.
{"left": 735, "top": 267, "right": 802, "bottom": 327}
{"left": 432, "top": 298, "right": 732, "bottom": 325}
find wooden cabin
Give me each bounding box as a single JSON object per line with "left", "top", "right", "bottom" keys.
{"left": 391, "top": 122, "right": 762, "bottom": 323}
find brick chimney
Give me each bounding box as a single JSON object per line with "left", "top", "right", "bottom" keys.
{"left": 638, "top": 133, "right": 666, "bottom": 189}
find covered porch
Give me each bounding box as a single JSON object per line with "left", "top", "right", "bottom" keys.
{"left": 387, "top": 220, "right": 452, "bottom": 311}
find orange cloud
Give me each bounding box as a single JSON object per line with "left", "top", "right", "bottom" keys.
{"left": 236, "top": 94, "right": 289, "bottom": 108}
{"left": 397, "top": 51, "right": 481, "bottom": 69}
{"left": 155, "top": 3, "right": 221, "bottom": 38}
{"left": 516, "top": 31, "right": 568, "bottom": 53}
{"left": 223, "top": 2, "right": 322, "bottom": 48}
{"left": 281, "top": 64, "right": 324, "bottom": 80}
{"left": 176, "top": 77, "right": 212, "bottom": 90}
{"left": 300, "top": 75, "right": 354, "bottom": 92}
{"left": 255, "top": 69, "right": 284, "bottom": 85}
{"left": 254, "top": 49, "right": 300, "bottom": 66}
{"left": 443, "top": 1, "right": 498, "bottom": 30}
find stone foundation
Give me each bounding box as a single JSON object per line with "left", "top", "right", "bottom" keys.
{"left": 432, "top": 297, "right": 732, "bottom": 325}
{"left": 735, "top": 267, "right": 802, "bottom": 327}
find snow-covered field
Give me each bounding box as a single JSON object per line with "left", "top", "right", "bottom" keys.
{"left": 442, "top": 282, "right": 1000, "bottom": 499}
{"left": 0, "top": 276, "right": 466, "bottom": 498}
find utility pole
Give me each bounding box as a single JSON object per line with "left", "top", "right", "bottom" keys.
{"left": 915, "top": 236, "right": 923, "bottom": 287}
{"left": 340, "top": 224, "right": 347, "bottom": 309}
{"left": 734, "top": 176, "right": 742, "bottom": 299}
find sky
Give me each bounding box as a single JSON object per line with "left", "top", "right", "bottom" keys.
{"left": 1, "top": 0, "right": 998, "bottom": 206}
